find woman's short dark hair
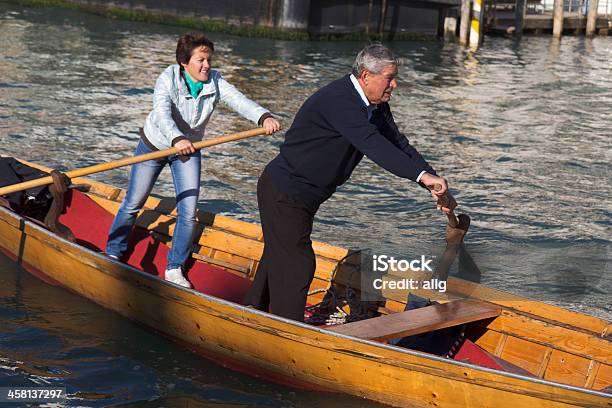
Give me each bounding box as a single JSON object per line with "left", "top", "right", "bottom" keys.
{"left": 176, "top": 32, "right": 215, "bottom": 65}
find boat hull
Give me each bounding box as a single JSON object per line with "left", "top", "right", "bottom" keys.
{"left": 0, "top": 204, "right": 609, "bottom": 408}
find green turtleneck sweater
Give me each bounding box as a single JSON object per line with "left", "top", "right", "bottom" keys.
{"left": 183, "top": 70, "right": 203, "bottom": 99}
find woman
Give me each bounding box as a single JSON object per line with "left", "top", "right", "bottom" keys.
{"left": 106, "top": 32, "right": 280, "bottom": 288}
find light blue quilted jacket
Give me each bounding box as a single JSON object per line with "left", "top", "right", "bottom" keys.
{"left": 143, "top": 64, "right": 268, "bottom": 149}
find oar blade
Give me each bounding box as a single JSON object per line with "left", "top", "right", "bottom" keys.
{"left": 445, "top": 213, "right": 470, "bottom": 245}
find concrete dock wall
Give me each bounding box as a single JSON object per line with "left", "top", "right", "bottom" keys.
{"left": 70, "top": 0, "right": 311, "bottom": 30}
{"left": 28, "top": 0, "right": 454, "bottom": 39}
{"left": 308, "top": 0, "right": 443, "bottom": 36}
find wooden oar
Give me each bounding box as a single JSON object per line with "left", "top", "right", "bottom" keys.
{"left": 0, "top": 127, "right": 269, "bottom": 197}
{"left": 430, "top": 184, "right": 471, "bottom": 281}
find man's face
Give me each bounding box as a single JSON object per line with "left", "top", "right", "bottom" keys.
{"left": 361, "top": 64, "right": 398, "bottom": 104}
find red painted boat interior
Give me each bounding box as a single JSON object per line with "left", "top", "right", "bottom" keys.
{"left": 58, "top": 190, "right": 252, "bottom": 304}
{"left": 451, "top": 339, "right": 534, "bottom": 377}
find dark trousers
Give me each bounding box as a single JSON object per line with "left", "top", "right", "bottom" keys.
{"left": 243, "top": 171, "right": 317, "bottom": 322}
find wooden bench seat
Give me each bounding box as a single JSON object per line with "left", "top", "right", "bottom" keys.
{"left": 327, "top": 299, "right": 502, "bottom": 342}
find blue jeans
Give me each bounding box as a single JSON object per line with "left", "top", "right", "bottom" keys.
{"left": 106, "top": 139, "right": 201, "bottom": 269}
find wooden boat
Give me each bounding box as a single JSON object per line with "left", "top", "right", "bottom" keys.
{"left": 0, "top": 158, "right": 610, "bottom": 408}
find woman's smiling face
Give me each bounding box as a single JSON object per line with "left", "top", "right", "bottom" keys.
{"left": 181, "top": 46, "right": 212, "bottom": 83}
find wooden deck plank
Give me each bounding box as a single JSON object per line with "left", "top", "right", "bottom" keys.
{"left": 327, "top": 299, "right": 501, "bottom": 342}
{"left": 86, "top": 192, "right": 349, "bottom": 264}
{"left": 544, "top": 349, "right": 591, "bottom": 387}
{"left": 500, "top": 336, "right": 549, "bottom": 376}
{"left": 480, "top": 311, "right": 612, "bottom": 365}
{"left": 593, "top": 362, "right": 612, "bottom": 391}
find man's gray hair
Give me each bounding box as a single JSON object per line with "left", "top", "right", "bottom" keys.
{"left": 351, "top": 43, "right": 398, "bottom": 77}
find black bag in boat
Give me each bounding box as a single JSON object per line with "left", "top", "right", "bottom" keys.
{"left": 0, "top": 157, "right": 52, "bottom": 217}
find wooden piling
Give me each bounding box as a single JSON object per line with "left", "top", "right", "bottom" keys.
{"left": 459, "top": 0, "right": 471, "bottom": 45}
{"left": 515, "top": 0, "right": 527, "bottom": 35}
{"left": 378, "top": 0, "right": 387, "bottom": 35}
{"left": 553, "top": 0, "right": 564, "bottom": 38}
{"left": 444, "top": 16, "right": 458, "bottom": 41}
{"left": 575, "top": 0, "right": 585, "bottom": 35}
{"left": 586, "top": 0, "right": 599, "bottom": 37}
{"left": 469, "top": 0, "right": 484, "bottom": 47}
{"left": 266, "top": 0, "right": 275, "bottom": 27}
{"left": 366, "top": 0, "right": 373, "bottom": 34}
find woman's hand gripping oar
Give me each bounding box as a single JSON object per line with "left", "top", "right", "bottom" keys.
{"left": 430, "top": 184, "right": 471, "bottom": 281}
{"left": 0, "top": 127, "right": 272, "bottom": 197}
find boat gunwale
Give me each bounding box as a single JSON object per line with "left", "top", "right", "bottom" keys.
{"left": 83, "top": 180, "right": 612, "bottom": 339}
{"left": 1, "top": 204, "right": 610, "bottom": 401}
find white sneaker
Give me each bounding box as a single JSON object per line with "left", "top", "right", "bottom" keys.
{"left": 165, "top": 267, "right": 192, "bottom": 288}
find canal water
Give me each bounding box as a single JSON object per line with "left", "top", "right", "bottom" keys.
{"left": 0, "top": 3, "right": 610, "bottom": 407}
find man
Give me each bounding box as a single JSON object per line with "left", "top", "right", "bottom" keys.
{"left": 244, "top": 43, "right": 456, "bottom": 321}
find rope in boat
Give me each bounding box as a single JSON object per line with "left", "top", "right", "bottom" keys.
{"left": 445, "top": 325, "right": 467, "bottom": 359}
{"left": 305, "top": 250, "right": 374, "bottom": 325}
